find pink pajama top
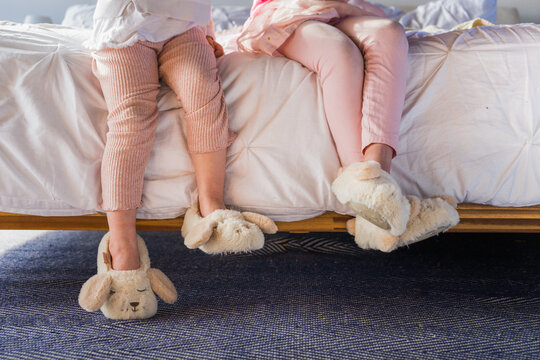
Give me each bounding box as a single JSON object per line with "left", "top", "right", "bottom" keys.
{"left": 237, "top": 0, "right": 387, "bottom": 55}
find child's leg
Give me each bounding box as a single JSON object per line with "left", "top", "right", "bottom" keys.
{"left": 278, "top": 20, "right": 410, "bottom": 245}
{"left": 278, "top": 19, "right": 408, "bottom": 172}
{"left": 278, "top": 20, "right": 366, "bottom": 168}
{"left": 335, "top": 16, "right": 409, "bottom": 172}
{"left": 92, "top": 41, "right": 163, "bottom": 269}
{"left": 158, "top": 27, "right": 234, "bottom": 217}
{"left": 106, "top": 209, "right": 138, "bottom": 270}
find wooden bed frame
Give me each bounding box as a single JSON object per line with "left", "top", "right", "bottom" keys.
{"left": 1, "top": 203, "right": 539, "bottom": 233}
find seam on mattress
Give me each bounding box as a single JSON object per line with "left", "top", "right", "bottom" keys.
{"left": 0, "top": 194, "right": 75, "bottom": 207}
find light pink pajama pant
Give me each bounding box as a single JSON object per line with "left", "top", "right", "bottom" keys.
{"left": 278, "top": 17, "right": 409, "bottom": 166}
{"left": 93, "top": 27, "right": 234, "bottom": 211}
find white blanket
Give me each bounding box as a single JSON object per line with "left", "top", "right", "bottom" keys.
{"left": 0, "top": 22, "right": 539, "bottom": 220}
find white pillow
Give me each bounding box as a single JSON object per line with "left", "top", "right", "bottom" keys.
{"left": 398, "top": 0, "right": 497, "bottom": 29}
{"left": 61, "top": 4, "right": 95, "bottom": 29}
{"left": 212, "top": 6, "right": 251, "bottom": 32}
{"left": 373, "top": 2, "right": 405, "bottom": 21}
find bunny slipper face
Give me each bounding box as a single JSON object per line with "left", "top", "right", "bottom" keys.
{"left": 200, "top": 215, "right": 264, "bottom": 254}
{"left": 182, "top": 206, "right": 278, "bottom": 255}
{"left": 79, "top": 233, "right": 177, "bottom": 320}
{"left": 101, "top": 270, "right": 158, "bottom": 320}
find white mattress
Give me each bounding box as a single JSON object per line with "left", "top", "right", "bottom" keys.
{"left": 0, "top": 21, "right": 539, "bottom": 221}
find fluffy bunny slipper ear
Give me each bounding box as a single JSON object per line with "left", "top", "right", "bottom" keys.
{"left": 78, "top": 273, "right": 112, "bottom": 312}
{"left": 406, "top": 195, "right": 422, "bottom": 224}
{"left": 332, "top": 161, "right": 410, "bottom": 237}
{"left": 241, "top": 212, "right": 278, "bottom": 234}
{"left": 147, "top": 268, "right": 178, "bottom": 304}
{"left": 182, "top": 206, "right": 218, "bottom": 249}
{"left": 184, "top": 219, "right": 218, "bottom": 249}
{"left": 398, "top": 196, "right": 460, "bottom": 247}
{"left": 349, "top": 215, "right": 400, "bottom": 252}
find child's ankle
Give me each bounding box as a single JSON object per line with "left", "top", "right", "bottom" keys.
{"left": 108, "top": 232, "right": 140, "bottom": 270}
{"left": 198, "top": 198, "right": 226, "bottom": 217}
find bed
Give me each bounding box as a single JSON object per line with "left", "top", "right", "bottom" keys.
{"left": 1, "top": 0, "right": 539, "bottom": 233}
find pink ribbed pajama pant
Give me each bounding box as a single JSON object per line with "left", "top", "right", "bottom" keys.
{"left": 93, "top": 27, "right": 233, "bottom": 211}
{"left": 278, "top": 17, "right": 409, "bottom": 166}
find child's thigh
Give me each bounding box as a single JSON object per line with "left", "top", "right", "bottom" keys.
{"left": 277, "top": 20, "right": 362, "bottom": 74}
{"left": 92, "top": 42, "right": 161, "bottom": 112}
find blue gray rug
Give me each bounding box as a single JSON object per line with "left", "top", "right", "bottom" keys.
{"left": 0, "top": 231, "right": 539, "bottom": 359}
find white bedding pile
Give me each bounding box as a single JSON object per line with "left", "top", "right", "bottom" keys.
{"left": 393, "top": 0, "right": 497, "bottom": 29}
{"left": 60, "top": 0, "right": 499, "bottom": 32}
{"left": 0, "top": 21, "right": 539, "bottom": 220}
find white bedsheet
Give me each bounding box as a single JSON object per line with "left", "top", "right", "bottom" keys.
{"left": 0, "top": 21, "right": 539, "bottom": 220}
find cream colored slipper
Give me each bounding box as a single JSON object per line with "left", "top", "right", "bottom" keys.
{"left": 332, "top": 161, "right": 411, "bottom": 251}
{"left": 181, "top": 204, "right": 278, "bottom": 255}
{"left": 398, "top": 195, "right": 460, "bottom": 247}
{"left": 346, "top": 214, "right": 400, "bottom": 252}
{"left": 78, "top": 232, "right": 178, "bottom": 320}
{"left": 346, "top": 195, "right": 460, "bottom": 252}
{"left": 332, "top": 161, "right": 411, "bottom": 236}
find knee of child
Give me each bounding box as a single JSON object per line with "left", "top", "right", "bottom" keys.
{"left": 108, "top": 102, "right": 158, "bottom": 133}
{"left": 328, "top": 35, "right": 363, "bottom": 71}
{"left": 372, "top": 19, "right": 408, "bottom": 50}
{"left": 305, "top": 23, "right": 363, "bottom": 67}
{"left": 173, "top": 66, "right": 221, "bottom": 108}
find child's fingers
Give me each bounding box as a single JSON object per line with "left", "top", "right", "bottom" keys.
{"left": 206, "top": 35, "right": 215, "bottom": 48}
{"left": 214, "top": 42, "right": 224, "bottom": 58}
{"left": 206, "top": 35, "right": 224, "bottom": 58}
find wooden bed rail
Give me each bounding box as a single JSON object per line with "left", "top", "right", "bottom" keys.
{"left": 0, "top": 204, "right": 539, "bottom": 233}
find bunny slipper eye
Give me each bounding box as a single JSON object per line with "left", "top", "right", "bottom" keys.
{"left": 109, "top": 289, "right": 116, "bottom": 295}
{"left": 137, "top": 288, "right": 147, "bottom": 292}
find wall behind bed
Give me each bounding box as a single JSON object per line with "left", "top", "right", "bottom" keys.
{"left": 0, "top": 0, "right": 538, "bottom": 24}
{"left": 0, "top": 0, "right": 95, "bottom": 24}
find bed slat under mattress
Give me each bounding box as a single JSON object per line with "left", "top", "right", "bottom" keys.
{"left": 1, "top": 204, "right": 539, "bottom": 233}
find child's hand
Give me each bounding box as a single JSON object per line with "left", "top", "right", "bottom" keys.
{"left": 206, "top": 36, "right": 224, "bottom": 58}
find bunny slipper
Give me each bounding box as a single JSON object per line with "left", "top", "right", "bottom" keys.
{"left": 398, "top": 195, "right": 459, "bottom": 247}
{"left": 346, "top": 195, "right": 460, "bottom": 252}
{"left": 181, "top": 203, "right": 278, "bottom": 254}
{"left": 78, "top": 232, "right": 177, "bottom": 320}
{"left": 331, "top": 160, "right": 411, "bottom": 251}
